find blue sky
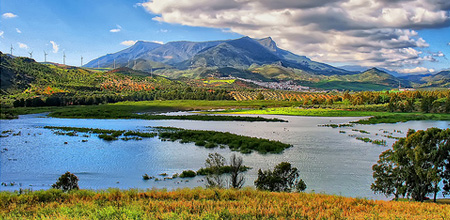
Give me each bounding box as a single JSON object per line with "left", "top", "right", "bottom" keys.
{"left": 1, "top": 0, "right": 449, "bottom": 74}
{"left": 0, "top": 0, "right": 241, "bottom": 66}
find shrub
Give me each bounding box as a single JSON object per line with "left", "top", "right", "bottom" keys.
{"left": 180, "top": 170, "right": 196, "bottom": 178}
{"left": 255, "top": 162, "right": 306, "bottom": 192}
{"left": 52, "top": 172, "right": 79, "bottom": 192}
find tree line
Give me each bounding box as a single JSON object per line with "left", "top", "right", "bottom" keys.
{"left": 12, "top": 88, "right": 233, "bottom": 107}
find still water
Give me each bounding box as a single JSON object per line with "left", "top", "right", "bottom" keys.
{"left": 1, "top": 113, "right": 449, "bottom": 200}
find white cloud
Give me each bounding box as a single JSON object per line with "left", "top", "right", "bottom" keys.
{"left": 151, "top": 40, "right": 164, "bottom": 44}
{"left": 0, "top": 31, "right": 4, "bottom": 38}
{"left": 448, "top": 42, "right": 450, "bottom": 46}
{"left": 18, "top": 42, "right": 28, "bottom": 49}
{"left": 110, "top": 25, "right": 122, "bottom": 33}
{"left": 433, "top": 51, "right": 445, "bottom": 57}
{"left": 120, "top": 40, "right": 137, "bottom": 46}
{"left": 398, "top": 67, "right": 435, "bottom": 74}
{"left": 140, "top": 0, "right": 450, "bottom": 70}
{"left": 2, "top": 12, "right": 18, "bottom": 19}
{"left": 16, "top": 28, "right": 21, "bottom": 34}
{"left": 159, "top": 29, "right": 168, "bottom": 33}
{"left": 50, "top": 41, "right": 59, "bottom": 53}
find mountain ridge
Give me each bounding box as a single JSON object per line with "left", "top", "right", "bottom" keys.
{"left": 84, "top": 36, "right": 352, "bottom": 76}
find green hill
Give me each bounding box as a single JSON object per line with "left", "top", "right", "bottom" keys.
{"left": 0, "top": 51, "right": 102, "bottom": 96}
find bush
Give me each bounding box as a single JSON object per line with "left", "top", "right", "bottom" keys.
{"left": 254, "top": 162, "right": 306, "bottom": 192}
{"left": 52, "top": 172, "right": 79, "bottom": 192}
{"left": 180, "top": 170, "right": 196, "bottom": 178}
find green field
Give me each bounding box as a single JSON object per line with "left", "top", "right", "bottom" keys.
{"left": 213, "top": 107, "right": 382, "bottom": 117}
{"left": 3, "top": 100, "right": 450, "bottom": 124}
{"left": 210, "top": 107, "right": 450, "bottom": 124}
{"left": 45, "top": 100, "right": 296, "bottom": 119}
{"left": 1, "top": 100, "right": 295, "bottom": 119}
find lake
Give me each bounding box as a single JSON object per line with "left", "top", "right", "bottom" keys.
{"left": 1, "top": 113, "right": 449, "bottom": 200}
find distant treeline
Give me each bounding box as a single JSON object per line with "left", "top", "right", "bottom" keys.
{"left": 12, "top": 88, "right": 233, "bottom": 107}
{"left": 344, "top": 90, "right": 450, "bottom": 113}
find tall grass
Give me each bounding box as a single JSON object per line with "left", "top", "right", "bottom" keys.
{"left": 1, "top": 188, "right": 448, "bottom": 219}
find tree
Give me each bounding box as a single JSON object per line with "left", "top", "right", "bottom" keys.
{"left": 371, "top": 149, "right": 406, "bottom": 200}
{"left": 254, "top": 162, "right": 306, "bottom": 192}
{"left": 229, "top": 154, "right": 245, "bottom": 189}
{"left": 445, "top": 96, "right": 450, "bottom": 113}
{"left": 52, "top": 171, "right": 79, "bottom": 192}
{"left": 371, "top": 128, "right": 450, "bottom": 202}
{"left": 256, "top": 92, "right": 265, "bottom": 100}
{"left": 205, "top": 153, "right": 226, "bottom": 188}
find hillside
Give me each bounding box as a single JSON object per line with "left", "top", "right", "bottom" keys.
{"left": 0, "top": 51, "right": 103, "bottom": 95}
{"left": 1, "top": 188, "right": 449, "bottom": 219}
{"left": 0, "top": 53, "right": 36, "bottom": 94}
{"left": 180, "top": 37, "right": 282, "bottom": 69}
{"left": 421, "top": 70, "right": 450, "bottom": 88}
{"left": 342, "top": 68, "right": 411, "bottom": 88}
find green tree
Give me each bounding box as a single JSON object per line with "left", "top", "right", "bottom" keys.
{"left": 445, "top": 96, "right": 450, "bottom": 113}
{"left": 256, "top": 92, "right": 265, "bottom": 100}
{"left": 421, "top": 96, "right": 435, "bottom": 113}
{"left": 254, "top": 162, "right": 306, "bottom": 192}
{"left": 372, "top": 128, "right": 450, "bottom": 202}
{"left": 371, "top": 149, "right": 407, "bottom": 200}
{"left": 52, "top": 171, "right": 79, "bottom": 192}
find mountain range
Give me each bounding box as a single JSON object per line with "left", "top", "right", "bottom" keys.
{"left": 85, "top": 36, "right": 351, "bottom": 75}
{"left": 3, "top": 36, "right": 449, "bottom": 92}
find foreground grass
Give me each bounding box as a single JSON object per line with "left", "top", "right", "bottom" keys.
{"left": 1, "top": 188, "right": 449, "bottom": 219}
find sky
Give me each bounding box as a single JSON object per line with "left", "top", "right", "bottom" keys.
{"left": 1, "top": 0, "right": 449, "bottom": 74}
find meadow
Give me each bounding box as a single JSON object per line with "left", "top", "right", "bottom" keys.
{"left": 2, "top": 100, "right": 297, "bottom": 119}
{"left": 1, "top": 188, "right": 449, "bottom": 219}
{"left": 213, "top": 106, "right": 450, "bottom": 124}
{"left": 4, "top": 100, "right": 450, "bottom": 124}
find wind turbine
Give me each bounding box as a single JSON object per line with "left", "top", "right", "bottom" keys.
{"left": 28, "top": 51, "right": 33, "bottom": 58}
{"left": 81, "top": 56, "right": 83, "bottom": 66}
{"left": 113, "top": 59, "right": 116, "bottom": 69}
{"left": 10, "top": 44, "right": 14, "bottom": 56}
{"left": 63, "top": 52, "right": 66, "bottom": 65}
{"left": 44, "top": 51, "right": 48, "bottom": 62}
